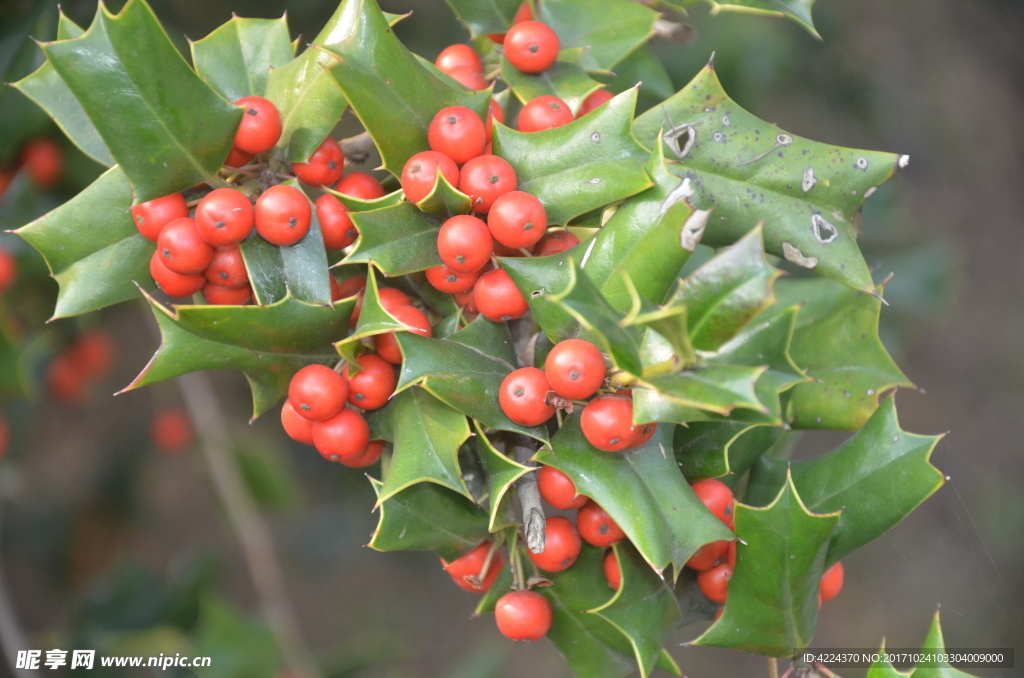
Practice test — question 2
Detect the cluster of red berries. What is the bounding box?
[47,329,116,404]
[0,138,64,199]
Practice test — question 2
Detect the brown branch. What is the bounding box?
[509,434,546,555]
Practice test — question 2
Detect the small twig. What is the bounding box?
[510,434,545,555]
[768,657,779,678]
[465,539,501,590]
[340,132,376,166]
[508,531,526,590]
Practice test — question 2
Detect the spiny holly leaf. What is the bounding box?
[325,185,404,212]
[500,244,584,342]
[634,62,906,293]
[537,417,733,574]
[15,166,154,319]
[41,0,242,202]
[367,477,490,562]
[324,0,490,177]
[472,421,531,532]
[693,471,840,657]
[190,15,294,102]
[415,170,472,219]
[500,55,604,115]
[126,293,355,418]
[910,611,978,678]
[637,365,767,418]
[366,386,472,504]
[746,397,945,566]
[785,286,913,429]
[492,87,652,225]
[866,643,911,678]
[395,317,550,442]
[344,202,443,275]
[674,422,786,482]
[0,3,56,163]
[536,0,659,72]
[336,271,419,365]
[697,0,820,38]
[445,0,522,37]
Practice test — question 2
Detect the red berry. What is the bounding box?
[504,21,560,74]
[488,2,533,44]
[281,401,314,445]
[224,146,253,168]
[157,217,214,275]
[577,500,626,548]
[292,137,344,186]
[335,172,386,200]
[527,516,582,572]
[691,479,735,530]
[71,330,115,380]
[312,407,370,462]
[603,549,621,590]
[401,151,460,203]
[473,268,528,321]
[499,367,555,426]
[379,287,413,311]
[727,541,737,569]
[537,465,588,510]
[149,250,206,298]
[459,155,517,213]
[535,230,579,256]
[19,138,62,187]
[428,106,487,165]
[195,188,254,247]
[255,184,311,246]
[544,339,606,400]
[697,562,732,605]
[47,353,85,404]
[580,394,635,452]
[494,590,551,642]
[342,438,386,468]
[485,98,506,143]
[288,364,348,422]
[819,562,844,603]
[0,249,17,295]
[425,264,480,294]
[438,214,493,273]
[488,191,547,249]
[374,305,433,364]
[454,290,479,313]
[346,353,396,410]
[435,44,483,75]
[446,65,488,91]
[132,193,189,242]
[518,95,574,133]
[152,408,193,453]
[686,540,729,571]
[340,277,369,327]
[629,422,657,448]
[314,194,358,250]
[205,247,249,288]
[203,281,252,305]
[577,89,614,118]
[233,96,282,154]
[442,542,505,592]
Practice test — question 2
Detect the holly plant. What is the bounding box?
[12,0,972,675]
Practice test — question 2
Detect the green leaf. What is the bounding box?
[415,169,472,219]
[474,559,514,616]
[909,611,978,678]
[472,421,531,532]
[501,244,584,342]
[395,317,550,442]
[637,364,767,418]
[324,0,491,177]
[701,0,820,38]
[445,0,523,37]
[192,595,281,678]
[191,15,294,102]
[0,3,56,164]
[536,0,659,72]
[344,202,443,275]
[492,87,652,225]
[41,0,242,202]
[674,422,786,482]
[326,185,404,212]
[126,293,355,418]
[15,166,155,319]
[537,417,733,574]
[335,270,419,364]
[236,445,298,511]
[263,49,345,164]
[634,63,906,293]
[500,55,604,115]
[367,477,490,562]
[605,44,675,103]
[693,471,840,657]
[866,644,912,678]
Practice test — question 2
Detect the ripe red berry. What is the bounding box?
[374,305,433,364]
[314,194,358,250]
[581,394,635,452]
[428,106,487,165]
[342,438,386,468]
[485,98,505,143]
[425,264,480,294]
[281,401,314,445]
[435,44,483,75]
[48,352,85,404]
[691,478,735,530]
[488,191,547,249]
[224,146,253,168]
[454,290,479,313]
[401,151,460,203]
[499,367,555,426]
[195,188,254,247]
[577,500,626,548]
[312,407,370,462]
[0,249,16,295]
[446,65,488,91]
[534,230,579,256]
[488,1,533,44]
[337,276,367,307]
[473,268,528,321]
[697,562,732,605]
[203,281,252,305]
[346,353,396,410]
[152,408,193,453]
[132,193,189,241]
[819,562,844,603]
[544,339,606,400]
[603,549,621,590]
[577,89,614,118]
[459,155,517,213]
[335,172,386,200]
[233,96,282,154]
[205,246,249,288]
[19,138,62,187]
[537,465,588,510]
[442,541,505,592]
[527,516,582,572]
[157,217,214,275]
[504,21,560,74]
[437,214,493,273]
[686,540,729,571]
[149,250,206,298]
[288,364,348,422]
[255,184,312,246]
[71,330,115,380]
[292,137,344,186]
[494,590,551,642]
[518,95,574,133]
[629,422,657,448]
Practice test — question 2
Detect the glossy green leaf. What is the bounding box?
[446,0,523,37]
[326,186,404,212]
[866,643,911,678]
[415,170,472,219]
[344,202,443,275]
[472,421,531,532]
[501,56,604,115]
[42,0,242,202]
[492,87,652,225]
[674,422,786,481]
[367,477,490,562]
[910,612,978,678]
[638,364,767,418]
[537,0,659,72]
[16,166,155,318]
[0,3,55,163]
[701,0,820,38]
[634,63,906,293]
[191,15,294,102]
[324,0,491,176]
[501,244,584,341]
[537,417,733,574]
[336,271,419,364]
[693,472,839,657]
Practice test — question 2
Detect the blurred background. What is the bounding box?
[0,0,1022,675]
